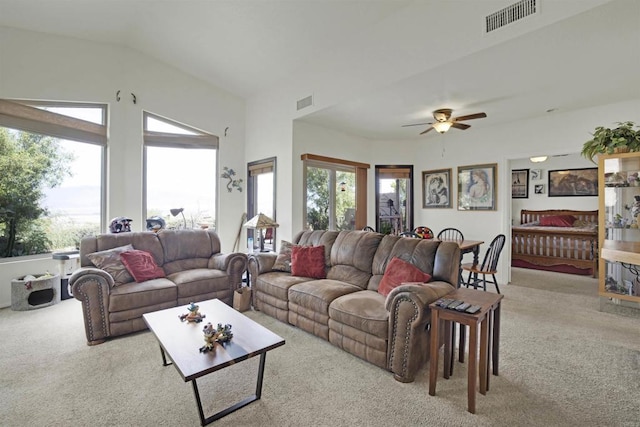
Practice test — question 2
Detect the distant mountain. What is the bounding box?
[43,185,100,215]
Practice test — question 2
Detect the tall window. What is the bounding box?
[302,154,368,231]
[247,158,276,251]
[0,99,106,257]
[375,165,413,234]
[143,112,218,230]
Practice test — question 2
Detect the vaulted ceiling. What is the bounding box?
[1,0,638,140]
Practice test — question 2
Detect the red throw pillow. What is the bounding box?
[120,250,166,283]
[291,245,326,279]
[378,257,432,297]
[539,215,576,227]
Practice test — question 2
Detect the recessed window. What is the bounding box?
[302,154,368,231]
[0,99,106,257]
[143,112,218,230]
[247,158,276,251]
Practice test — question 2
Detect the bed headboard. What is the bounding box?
[520,209,598,225]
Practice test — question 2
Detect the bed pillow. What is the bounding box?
[120,250,166,283]
[86,244,134,286]
[539,215,577,227]
[291,245,326,279]
[272,240,293,272]
[378,257,432,297]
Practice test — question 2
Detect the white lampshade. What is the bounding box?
[243,213,279,229]
[432,121,452,133]
[530,156,548,163]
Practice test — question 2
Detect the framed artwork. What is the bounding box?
[530,169,542,180]
[512,169,529,199]
[457,163,497,211]
[548,168,598,197]
[534,184,545,194]
[422,168,452,208]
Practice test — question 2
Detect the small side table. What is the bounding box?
[428,288,503,414]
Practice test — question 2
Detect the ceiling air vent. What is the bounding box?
[297,95,313,111]
[486,0,537,33]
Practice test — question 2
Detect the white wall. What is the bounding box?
[0,27,246,307]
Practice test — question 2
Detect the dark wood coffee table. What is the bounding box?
[143,299,285,425]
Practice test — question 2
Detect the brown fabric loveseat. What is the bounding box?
[248,230,460,383]
[70,229,247,345]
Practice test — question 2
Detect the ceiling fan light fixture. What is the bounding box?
[432,121,452,133]
[530,155,548,163]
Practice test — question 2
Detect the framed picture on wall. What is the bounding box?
[530,169,542,180]
[512,169,529,199]
[422,168,452,208]
[534,184,545,194]
[457,163,497,211]
[548,168,598,197]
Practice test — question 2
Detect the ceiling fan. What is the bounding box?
[402,109,487,135]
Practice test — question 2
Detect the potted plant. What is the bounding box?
[581,121,640,163]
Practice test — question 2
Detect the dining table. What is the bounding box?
[436,238,484,266]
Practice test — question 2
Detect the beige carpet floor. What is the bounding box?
[1,268,639,427]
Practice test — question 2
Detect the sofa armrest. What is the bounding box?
[385,281,455,382]
[247,253,277,286]
[209,252,248,291]
[69,267,114,346]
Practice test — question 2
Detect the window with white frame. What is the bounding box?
[143,112,218,231]
[0,99,106,257]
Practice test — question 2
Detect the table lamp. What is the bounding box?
[170,208,187,229]
[243,213,279,252]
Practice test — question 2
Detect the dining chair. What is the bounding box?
[437,228,465,286]
[362,226,376,232]
[461,234,506,293]
[437,227,464,242]
[399,231,420,238]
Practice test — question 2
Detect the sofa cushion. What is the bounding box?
[109,278,177,312]
[329,290,388,338]
[272,240,293,272]
[327,231,383,289]
[167,268,229,299]
[86,244,134,286]
[289,279,361,314]
[120,250,166,282]
[377,257,431,297]
[291,245,326,279]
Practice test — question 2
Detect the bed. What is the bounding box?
[511,209,598,277]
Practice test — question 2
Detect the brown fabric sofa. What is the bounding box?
[70,229,247,345]
[248,230,460,383]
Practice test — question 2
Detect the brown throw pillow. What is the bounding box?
[120,250,166,283]
[272,240,293,272]
[291,245,326,279]
[86,244,134,286]
[378,257,432,297]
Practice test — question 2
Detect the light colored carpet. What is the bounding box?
[1,268,639,427]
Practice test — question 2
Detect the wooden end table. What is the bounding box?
[428,288,503,414]
[143,299,285,425]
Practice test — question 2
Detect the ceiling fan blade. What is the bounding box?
[453,112,487,121]
[451,122,470,130]
[419,126,435,135]
[402,122,432,127]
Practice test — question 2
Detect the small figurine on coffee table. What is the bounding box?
[179,302,206,323]
[199,322,233,353]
